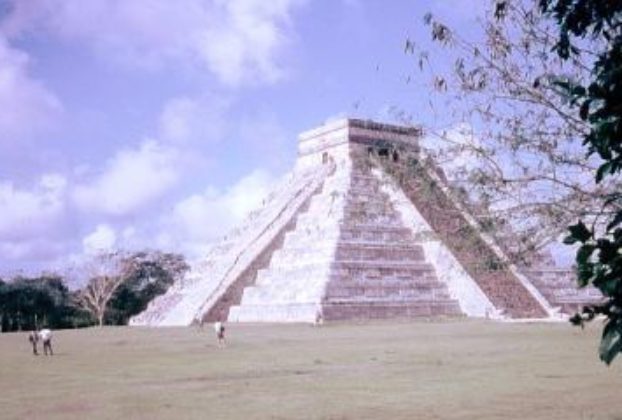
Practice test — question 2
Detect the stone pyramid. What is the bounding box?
[131,119,601,326]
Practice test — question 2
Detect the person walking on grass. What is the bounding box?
[213,321,226,347]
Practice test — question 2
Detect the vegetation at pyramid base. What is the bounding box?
[0,276,91,331]
[0,251,189,331]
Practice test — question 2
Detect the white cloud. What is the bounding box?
[0,173,71,270]
[72,140,180,216]
[198,0,301,85]
[1,0,305,86]
[158,95,230,144]
[0,37,62,140]
[82,224,117,255]
[0,174,67,240]
[0,239,68,263]
[160,169,277,257]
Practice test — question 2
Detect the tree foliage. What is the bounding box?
[0,275,89,332]
[74,251,127,327]
[0,251,188,331]
[105,251,189,325]
[539,0,622,364]
[74,250,188,326]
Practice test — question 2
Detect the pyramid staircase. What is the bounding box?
[130,164,332,326]
[229,151,462,322]
[521,252,603,314]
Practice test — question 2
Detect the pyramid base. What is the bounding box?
[322,301,463,321]
[228,303,321,323]
[228,300,464,323]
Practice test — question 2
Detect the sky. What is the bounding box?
[0,0,488,278]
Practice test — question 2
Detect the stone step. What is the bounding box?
[347,184,382,194]
[326,278,447,289]
[326,291,455,302]
[343,194,395,206]
[331,260,435,273]
[341,212,404,226]
[254,268,438,290]
[240,283,325,304]
[343,201,396,213]
[283,225,414,245]
[269,242,425,263]
[326,286,453,300]
[228,303,320,323]
[335,243,425,261]
[349,173,379,181]
[330,276,437,287]
[321,301,463,320]
[338,226,414,242]
[258,256,436,275]
[254,265,330,285]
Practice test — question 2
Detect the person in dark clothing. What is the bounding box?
[28,331,39,355]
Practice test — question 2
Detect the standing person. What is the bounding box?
[39,329,53,356]
[28,331,39,355]
[213,321,226,347]
[314,310,324,326]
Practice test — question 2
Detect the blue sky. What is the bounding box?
[0,0,487,276]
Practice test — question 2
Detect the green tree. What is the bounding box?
[539,0,622,364]
[0,279,6,331]
[0,275,80,332]
[74,250,188,326]
[105,251,188,325]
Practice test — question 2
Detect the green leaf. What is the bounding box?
[576,264,594,287]
[596,161,613,183]
[576,244,595,265]
[567,221,592,243]
[599,319,622,365]
[571,85,586,96]
[593,275,619,296]
[563,233,579,245]
[569,312,583,327]
[553,79,570,90]
[579,99,591,120]
[607,211,622,231]
[596,239,618,263]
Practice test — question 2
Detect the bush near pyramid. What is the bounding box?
[131,119,601,326]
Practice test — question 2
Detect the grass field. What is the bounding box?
[1,319,621,420]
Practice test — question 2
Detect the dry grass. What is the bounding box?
[1,319,621,419]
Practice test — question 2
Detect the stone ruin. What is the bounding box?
[131,119,601,326]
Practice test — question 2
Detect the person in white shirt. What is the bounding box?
[38,329,53,356]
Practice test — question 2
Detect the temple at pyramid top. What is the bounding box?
[296,118,421,169]
[131,119,601,326]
